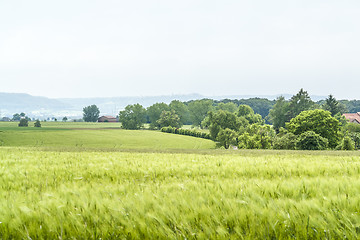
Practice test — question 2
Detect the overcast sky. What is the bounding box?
[0,1,359,99]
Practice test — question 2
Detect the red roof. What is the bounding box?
[343,112,360,124]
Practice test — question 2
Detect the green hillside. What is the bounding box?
[0,122,215,150]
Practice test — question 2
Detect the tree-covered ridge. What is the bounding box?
[116,89,359,151]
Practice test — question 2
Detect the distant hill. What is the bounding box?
[0,92,329,119]
[0,93,73,119]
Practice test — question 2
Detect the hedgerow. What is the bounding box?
[161,127,211,140]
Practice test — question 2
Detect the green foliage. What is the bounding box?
[188,99,213,127]
[156,110,182,128]
[296,131,328,150]
[18,118,29,127]
[217,98,275,119]
[203,110,241,140]
[322,94,345,116]
[286,109,341,148]
[285,88,314,121]
[267,96,289,132]
[237,124,275,149]
[119,104,146,130]
[238,105,264,125]
[350,132,360,149]
[12,112,26,121]
[338,99,360,113]
[160,126,211,140]
[215,102,238,113]
[345,122,360,133]
[82,104,100,122]
[273,132,297,150]
[169,100,189,125]
[337,136,355,150]
[216,128,237,149]
[146,102,169,129]
[34,120,41,128]
[238,104,254,116]
[334,112,348,127]
[62,116,68,122]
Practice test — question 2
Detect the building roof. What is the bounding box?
[99,116,116,119]
[343,112,360,124]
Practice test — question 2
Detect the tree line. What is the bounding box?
[107,89,360,150]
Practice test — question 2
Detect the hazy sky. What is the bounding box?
[1,1,359,99]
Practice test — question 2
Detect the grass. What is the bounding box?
[0,122,215,150]
[1,122,360,239]
[1,147,360,239]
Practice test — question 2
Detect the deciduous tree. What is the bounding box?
[156,110,182,128]
[286,109,340,148]
[285,88,314,121]
[147,103,169,129]
[83,105,100,122]
[119,104,146,130]
[188,99,213,127]
[267,96,289,132]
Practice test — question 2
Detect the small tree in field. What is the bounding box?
[34,120,41,127]
[83,105,100,122]
[119,104,146,130]
[62,116,68,122]
[18,118,28,127]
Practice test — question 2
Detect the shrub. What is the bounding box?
[296,131,328,150]
[34,120,41,128]
[336,136,355,150]
[273,133,297,150]
[350,132,360,149]
[18,119,29,127]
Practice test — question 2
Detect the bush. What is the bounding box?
[273,133,297,150]
[34,120,41,128]
[296,131,328,150]
[18,119,28,127]
[161,127,211,140]
[336,136,355,150]
[350,132,360,149]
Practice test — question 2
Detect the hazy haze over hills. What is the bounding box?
[0,92,330,119]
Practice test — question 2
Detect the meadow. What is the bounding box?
[1,122,360,239]
[0,122,215,150]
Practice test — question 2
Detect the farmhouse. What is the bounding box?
[342,112,360,124]
[98,116,118,122]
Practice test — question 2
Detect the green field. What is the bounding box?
[0,122,215,150]
[1,122,360,239]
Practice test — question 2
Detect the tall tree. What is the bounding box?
[188,99,213,127]
[322,94,346,116]
[169,100,189,125]
[146,103,169,129]
[83,105,100,122]
[119,104,146,130]
[285,88,314,121]
[267,96,289,132]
